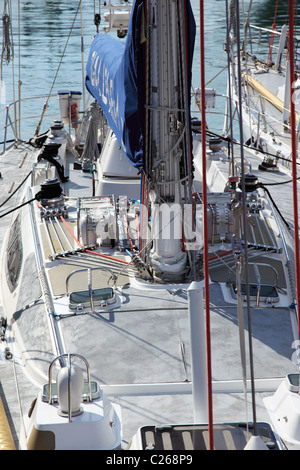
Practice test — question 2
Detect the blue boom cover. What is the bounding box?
[85,0,195,169]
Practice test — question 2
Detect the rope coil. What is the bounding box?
[1,0,14,77]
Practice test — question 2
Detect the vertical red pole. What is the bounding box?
[289,0,300,342]
[199,0,214,450]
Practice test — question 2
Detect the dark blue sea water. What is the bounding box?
[0,0,295,142]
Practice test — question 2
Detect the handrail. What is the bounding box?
[1,89,242,158]
[66,266,117,313]
[248,24,281,36]
[1,93,57,151]
[241,83,299,168]
[65,266,117,295]
[246,24,300,67]
[48,353,92,422]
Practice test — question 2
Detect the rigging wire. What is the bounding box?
[80,1,86,111]
[199,0,214,451]
[225,0,235,176]
[0,196,36,219]
[33,0,82,140]
[235,0,257,437]
[94,0,101,32]
[227,0,250,439]
[242,0,253,56]
[1,0,17,140]
[205,126,300,178]
[0,169,32,209]
[288,0,300,358]
[267,0,279,66]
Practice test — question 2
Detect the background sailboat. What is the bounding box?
[227,0,300,173]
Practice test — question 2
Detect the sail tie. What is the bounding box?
[1,0,14,79]
[228,0,237,43]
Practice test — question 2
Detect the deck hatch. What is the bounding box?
[231,283,279,302]
[69,287,115,309]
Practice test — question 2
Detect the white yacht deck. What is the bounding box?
[1,139,300,449]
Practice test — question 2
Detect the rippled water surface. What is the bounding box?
[0,0,297,141]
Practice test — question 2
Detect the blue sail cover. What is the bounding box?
[85,0,196,169]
